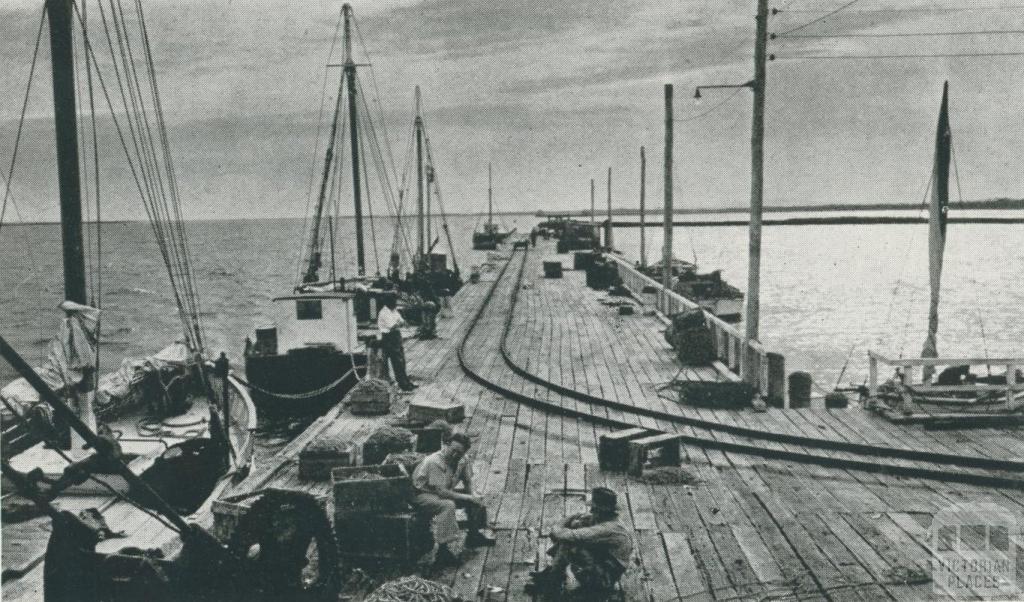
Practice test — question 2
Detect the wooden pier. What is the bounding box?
[5,239,1023,600]
[224,239,1024,600]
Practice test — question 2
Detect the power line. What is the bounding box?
[776,0,865,36]
[774,51,1024,60]
[777,5,1024,13]
[673,86,746,123]
[776,29,1024,39]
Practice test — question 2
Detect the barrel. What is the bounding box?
[788,371,813,409]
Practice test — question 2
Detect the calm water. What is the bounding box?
[2,212,1021,395]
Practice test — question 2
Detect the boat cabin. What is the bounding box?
[266,293,360,355]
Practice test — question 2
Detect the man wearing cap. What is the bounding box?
[377,294,416,392]
[525,487,633,597]
[412,433,496,562]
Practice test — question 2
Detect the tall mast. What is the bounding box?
[606,167,613,249]
[345,4,366,276]
[416,88,425,259]
[922,82,951,382]
[639,146,646,268]
[47,0,86,304]
[487,163,493,226]
[743,0,769,379]
[663,85,673,303]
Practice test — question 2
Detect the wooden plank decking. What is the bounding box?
[5,240,1022,601]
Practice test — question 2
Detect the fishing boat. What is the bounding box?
[472,164,512,250]
[639,258,744,323]
[868,82,1024,415]
[394,86,463,309]
[1,0,255,597]
[244,4,409,419]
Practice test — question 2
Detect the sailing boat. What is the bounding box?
[472,164,512,250]
[395,86,463,306]
[870,82,1023,411]
[244,4,405,418]
[1,0,255,597]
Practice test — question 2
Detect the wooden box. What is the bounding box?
[299,440,359,480]
[598,427,654,472]
[628,433,683,477]
[410,425,445,452]
[334,511,431,562]
[543,261,564,278]
[212,489,329,543]
[408,400,465,424]
[348,378,394,415]
[331,463,412,515]
[362,431,417,465]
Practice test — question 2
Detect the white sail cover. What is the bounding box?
[1,301,100,419]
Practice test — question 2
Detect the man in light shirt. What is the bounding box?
[377,294,415,391]
[412,432,496,564]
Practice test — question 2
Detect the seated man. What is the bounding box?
[526,487,633,597]
[411,432,496,560]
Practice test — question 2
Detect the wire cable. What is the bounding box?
[775,51,1024,60]
[0,7,47,234]
[777,29,1024,39]
[776,0,865,36]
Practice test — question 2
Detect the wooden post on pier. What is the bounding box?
[662,84,673,314]
[606,167,613,250]
[640,147,646,268]
[742,0,769,382]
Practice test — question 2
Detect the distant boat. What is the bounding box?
[472,164,513,250]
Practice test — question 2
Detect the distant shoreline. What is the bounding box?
[4,199,1021,225]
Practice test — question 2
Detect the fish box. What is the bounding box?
[331,463,412,515]
[573,251,597,271]
[409,425,445,452]
[299,438,359,481]
[543,261,563,278]
[408,400,465,424]
[347,378,394,415]
[212,489,329,543]
[334,511,431,562]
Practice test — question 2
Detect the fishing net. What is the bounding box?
[364,576,463,602]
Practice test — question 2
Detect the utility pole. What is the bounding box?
[590,178,595,226]
[606,167,613,250]
[639,146,646,268]
[663,84,673,307]
[743,0,769,380]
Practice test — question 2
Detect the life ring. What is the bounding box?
[227,490,339,600]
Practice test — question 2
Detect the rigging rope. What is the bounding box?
[0,7,47,234]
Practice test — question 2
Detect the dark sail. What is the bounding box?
[921,81,951,380]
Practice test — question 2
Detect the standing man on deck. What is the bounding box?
[525,487,633,598]
[412,432,496,562]
[377,294,416,392]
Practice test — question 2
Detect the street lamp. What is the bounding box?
[693,80,754,100]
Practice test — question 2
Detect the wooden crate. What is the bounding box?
[408,400,465,424]
[543,261,564,278]
[332,463,412,515]
[334,511,431,562]
[348,379,394,415]
[409,425,445,452]
[299,440,359,480]
[598,427,654,472]
[212,489,329,543]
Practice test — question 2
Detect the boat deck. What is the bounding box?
[225,239,1024,601]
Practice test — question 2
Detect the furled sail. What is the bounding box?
[921,81,951,382]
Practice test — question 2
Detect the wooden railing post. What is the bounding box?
[1008,363,1016,411]
[868,353,878,396]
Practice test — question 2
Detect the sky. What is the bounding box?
[3,0,1024,222]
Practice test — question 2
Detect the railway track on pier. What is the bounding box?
[458,245,1024,489]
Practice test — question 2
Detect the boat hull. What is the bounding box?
[244,347,367,419]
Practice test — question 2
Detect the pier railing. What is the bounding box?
[868,352,1024,411]
[607,255,785,404]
